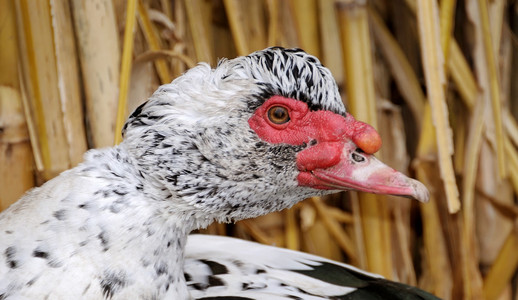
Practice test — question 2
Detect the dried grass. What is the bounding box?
[2,0,518,298]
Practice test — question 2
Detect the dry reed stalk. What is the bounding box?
[462,98,484,245]
[160,0,173,21]
[0,0,35,211]
[337,0,394,278]
[277,0,299,48]
[368,8,425,127]
[137,0,172,84]
[439,0,457,63]
[284,208,300,250]
[416,0,460,213]
[246,1,267,52]
[15,0,84,181]
[318,0,343,85]
[449,41,477,108]
[249,212,287,247]
[114,0,137,145]
[465,2,516,297]
[305,219,344,261]
[504,137,518,195]
[475,140,513,259]
[337,0,377,127]
[476,0,507,179]
[171,0,191,77]
[461,98,486,299]
[71,0,120,148]
[445,3,518,289]
[238,219,275,245]
[378,103,415,285]
[505,111,518,146]
[49,0,88,166]
[483,231,518,300]
[392,205,416,285]
[406,0,478,111]
[488,0,506,51]
[134,50,196,69]
[298,201,342,261]
[265,0,280,46]
[223,0,250,56]
[349,193,367,269]
[415,105,453,298]
[185,0,214,63]
[326,206,354,224]
[288,0,320,57]
[0,87,34,211]
[310,197,357,263]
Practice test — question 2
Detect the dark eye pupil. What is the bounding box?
[273,108,286,119]
[268,106,290,124]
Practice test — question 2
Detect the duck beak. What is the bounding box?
[297,141,429,203]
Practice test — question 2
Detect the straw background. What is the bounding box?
[1,0,518,299]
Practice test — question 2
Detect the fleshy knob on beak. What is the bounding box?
[344,114,382,154]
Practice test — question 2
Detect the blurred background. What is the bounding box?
[1,0,518,299]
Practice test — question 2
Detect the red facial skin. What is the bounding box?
[248,95,382,170]
[248,95,430,203]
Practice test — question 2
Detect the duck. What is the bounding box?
[0,47,435,299]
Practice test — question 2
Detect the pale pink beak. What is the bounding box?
[296,114,430,203]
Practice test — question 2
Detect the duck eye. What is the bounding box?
[267,106,290,125]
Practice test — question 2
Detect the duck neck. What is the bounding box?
[80,146,197,298]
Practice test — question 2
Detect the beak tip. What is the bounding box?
[411,179,430,203]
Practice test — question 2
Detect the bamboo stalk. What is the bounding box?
[416,0,460,213]
[71,0,120,148]
[114,0,137,145]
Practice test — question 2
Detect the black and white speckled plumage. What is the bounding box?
[185,235,438,300]
[0,47,435,299]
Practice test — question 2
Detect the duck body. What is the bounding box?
[0,47,432,299]
[0,147,191,299]
[185,235,439,300]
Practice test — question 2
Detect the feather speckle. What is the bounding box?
[0,48,434,299]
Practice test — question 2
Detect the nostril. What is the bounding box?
[309,139,317,146]
[351,152,366,163]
